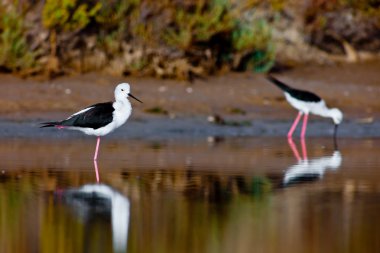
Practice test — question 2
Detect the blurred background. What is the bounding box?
[1,0,379,79]
[1,1,380,253]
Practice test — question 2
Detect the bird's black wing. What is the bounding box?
[286,88,322,103]
[60,102,114,129]
[267,75,321,102]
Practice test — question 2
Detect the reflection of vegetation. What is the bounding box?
[249,176,272,197]
[120,170,273,202]
[0,171,109,252]
[3,168,380,253]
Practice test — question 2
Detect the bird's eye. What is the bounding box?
[121,89,124,91]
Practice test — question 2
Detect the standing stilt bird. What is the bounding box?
[41,83,142,160]
[267,75,343,138]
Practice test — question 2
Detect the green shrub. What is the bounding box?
[163,0,234,50]
[232,18,275,72]
[42,0,102,32]
[0,3,37,71]
[42,0,101,59]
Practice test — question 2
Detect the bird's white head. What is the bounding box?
[114,83,142,103]
[330,108,343,125]
[115,83,131,101]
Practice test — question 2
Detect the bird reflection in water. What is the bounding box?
[60,183,130,253]
[284,138,342,186]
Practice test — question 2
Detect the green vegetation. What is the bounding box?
[0,0,378,78]
[42,0,102,33]
[42,0,101,58]
[232,19,275,72]
[163,0,234,50]
[0,2,37,72]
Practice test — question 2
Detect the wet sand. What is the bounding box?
[0,61,379,139]
[0,116,379,140]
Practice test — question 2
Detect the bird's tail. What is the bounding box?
[40,121,60,128]
[266,75,291,92]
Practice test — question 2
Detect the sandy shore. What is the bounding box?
[0,61,379,139]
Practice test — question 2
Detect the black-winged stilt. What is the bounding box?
[41,83,142,160]
[267,75,343,138]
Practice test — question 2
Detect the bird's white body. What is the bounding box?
[67,83,133,136]
[68,100,131,136]
[285,92,343,124]
[285,92,330,115]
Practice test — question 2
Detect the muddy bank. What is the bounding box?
[0,62,379,139]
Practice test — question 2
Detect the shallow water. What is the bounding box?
[1,137,380,253]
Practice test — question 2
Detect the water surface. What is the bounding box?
[1,137,380,253]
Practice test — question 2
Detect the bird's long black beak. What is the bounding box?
[129,93,143,103]
[333,124,339,150]
[333,124,338,140]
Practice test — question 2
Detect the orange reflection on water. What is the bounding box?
[1,138,380,253]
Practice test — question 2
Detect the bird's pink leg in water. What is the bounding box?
[287,112,302,138]
[301,114,309,139]
[301,138,308,161]
[287,138,301,161]
[94,137,101,161]
[94,160,100,183]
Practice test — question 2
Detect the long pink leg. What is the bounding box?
[94,160,100,183]
[300,114,309,139]
[300,137,308,161]
[94,137,101,161]
[287,137,301,161]
[287,112,302,138]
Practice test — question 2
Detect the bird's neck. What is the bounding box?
[314,106,334,119]
[114,99,131,111]
[324,108,336,119]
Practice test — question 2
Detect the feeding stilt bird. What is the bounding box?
[267,75,343,138]
[40,83,142,160]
